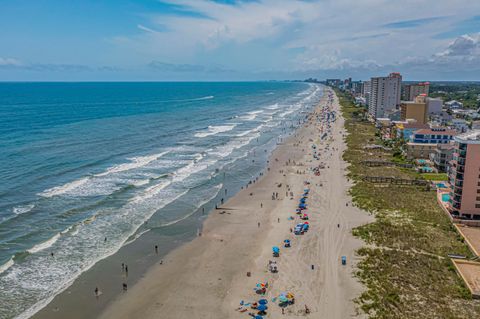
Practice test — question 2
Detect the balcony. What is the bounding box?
[453,194,462,203]
[458,158,466,166]
[453,202,461,209]
[453,187,463,196]
[455,181,464,188]
[456,172,464,181]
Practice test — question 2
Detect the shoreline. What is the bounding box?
[96,87,373,319]
[30,86,323,319]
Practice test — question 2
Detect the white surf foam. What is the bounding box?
[96,151,169,177]
[27,233,61,254]
[39,177,90,198]
[39,151,170,198]
[0,257,14,275]
[266,103,279,110]
[194,125,236,138]
[159,184,223,228]
[12,204,35,215]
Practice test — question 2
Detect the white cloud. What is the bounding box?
[137,24,159,34]
[436,33,480,57]
[0,57,23,66]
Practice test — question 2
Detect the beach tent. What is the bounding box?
[272,246,280,254]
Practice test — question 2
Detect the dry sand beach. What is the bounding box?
[99,88,373,319]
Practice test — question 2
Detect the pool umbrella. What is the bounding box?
[257,304,268,311]
[258,299,268,304]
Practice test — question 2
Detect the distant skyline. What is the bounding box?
[1,0,480,81]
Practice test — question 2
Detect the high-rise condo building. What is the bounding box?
[449,130,480,218]
[368,72,402,119]
[403,82,430,101]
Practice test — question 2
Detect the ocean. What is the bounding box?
[0,81,323,318]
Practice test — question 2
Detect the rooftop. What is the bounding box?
[396,123,429,129]
[415,128,457,135]
[455,130,480,144]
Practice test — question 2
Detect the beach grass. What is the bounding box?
[338,90,480,318]
[421,173,449,181]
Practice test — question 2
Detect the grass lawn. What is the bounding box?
[337,89,480,319]
[421,173,449,181]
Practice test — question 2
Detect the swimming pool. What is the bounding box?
[442,194,450,202]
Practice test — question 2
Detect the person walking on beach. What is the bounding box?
[94,287,99,297]
[155,245,158,254]
[257,222,260,228]
[125,265,128,276]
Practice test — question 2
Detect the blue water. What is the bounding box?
[0,82,323,318]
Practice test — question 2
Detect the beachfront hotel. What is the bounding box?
[406,128,457,159]
[368,73,402,119]
[449,130,480,218]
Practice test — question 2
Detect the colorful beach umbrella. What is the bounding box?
[258,299,268,304]
[278,295,288,303]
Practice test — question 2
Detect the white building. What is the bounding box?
[445,100,463,109]
[426,97,443,115]
[452,118,469,133]
[472,121,480,130]
[368,73,402,119]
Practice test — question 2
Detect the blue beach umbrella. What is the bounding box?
[255,316,263,319]
[258,299,268,304]
[257,304,268,311]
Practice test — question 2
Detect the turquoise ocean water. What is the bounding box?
[0,82,323,318]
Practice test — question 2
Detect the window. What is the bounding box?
[476,204,480,208]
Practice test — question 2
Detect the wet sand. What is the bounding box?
[98,88,373,319]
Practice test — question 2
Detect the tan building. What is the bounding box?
[403,82,430,101]
[449,130,480,218]
[400,94,428,124]
[406,142,437,159]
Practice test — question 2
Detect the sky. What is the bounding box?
[1,0,480,81]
